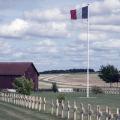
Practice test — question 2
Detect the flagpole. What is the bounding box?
[87,4,90,98]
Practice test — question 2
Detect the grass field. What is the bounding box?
[33,92,120,110]
[0,92,120,120]
[1,73,120,119]
[0,101,66,120]
[38,73,120,112]
[39,73,120,89]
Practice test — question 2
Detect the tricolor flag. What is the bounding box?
[70,6,88,20]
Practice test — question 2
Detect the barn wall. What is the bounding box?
[25,65,38,91]
[0,75,21,89]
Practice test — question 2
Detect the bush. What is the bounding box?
[99,65,120,87]
[51,82,58,92]
[13,76,33,95]
[57,94,65,103]
[91,86,104,94]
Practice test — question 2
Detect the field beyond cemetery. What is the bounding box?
[39,73,120,89]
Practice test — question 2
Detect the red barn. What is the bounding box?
[0,62,39,91]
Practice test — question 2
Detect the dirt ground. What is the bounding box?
[39,73,120,89]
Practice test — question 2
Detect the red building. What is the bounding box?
[0,62,39,91]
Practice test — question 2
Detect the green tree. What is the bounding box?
[13,76,33,95]
[52,82,58,92]
[99,65,120,87]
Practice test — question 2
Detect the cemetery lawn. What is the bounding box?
[33,92,120,109]
[0,101,66,120]
[0,93,119,120]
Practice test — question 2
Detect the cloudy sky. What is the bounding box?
[0,0,120,71]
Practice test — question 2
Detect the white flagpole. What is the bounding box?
[87,4,90,98]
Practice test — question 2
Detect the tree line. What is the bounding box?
[39,68,95,74]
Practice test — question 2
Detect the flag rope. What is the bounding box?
[87,4,90,98]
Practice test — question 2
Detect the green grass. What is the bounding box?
[33,92,120,109]
[0,92,120,120]
[0,101,66,120]
[32,92,120,119]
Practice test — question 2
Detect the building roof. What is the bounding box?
[0,62,39,75]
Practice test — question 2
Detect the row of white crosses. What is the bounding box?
[0,92,120,120]
[78,87,120,95]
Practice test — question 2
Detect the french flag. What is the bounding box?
[70,6,88,20]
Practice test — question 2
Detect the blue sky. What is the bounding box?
[0,0,120,71]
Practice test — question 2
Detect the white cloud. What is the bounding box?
[0,0,120,70]
[12,52,24,58]
[91,24,120,33]
[27,21,69,38]
[93,39,120,49]
[24,8,67,21]
[0,17,69,39]
[91,15,120,25]
[27,39,58,54]
[89,0,120,26]
[0,41,12,54]
[78,32,107,42]
[23,8,70,38]
[103,0,120,10]
[37,39,58,53]
[36,39,56,46]
[0,18,29,38]
[90,0,120,15]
